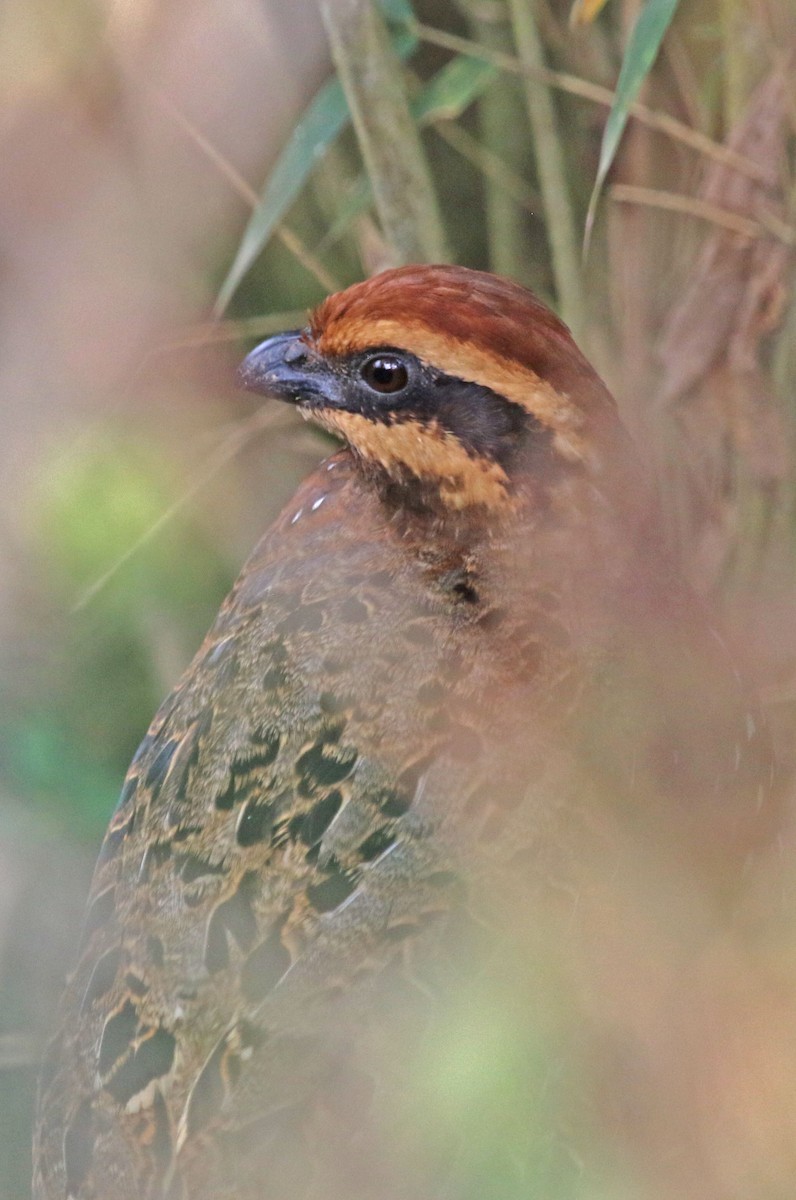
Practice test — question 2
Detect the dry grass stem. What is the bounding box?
[411,20,773,183]
[153,85,339,292]
[71,406,285,613]
[145,313,312,355]
[611,183,796,244]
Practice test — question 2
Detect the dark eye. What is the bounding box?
[360,355,409,395]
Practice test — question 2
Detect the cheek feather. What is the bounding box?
[311,409,514,511]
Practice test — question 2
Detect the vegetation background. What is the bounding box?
[0,0,794,1196]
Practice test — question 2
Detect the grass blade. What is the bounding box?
[585,0,682,244]
[319,0,447,265]
[214,6,417,315]
[214,80,349,316]
[412,53,497,124]
[313,52,497,259]
[508,0,584,336]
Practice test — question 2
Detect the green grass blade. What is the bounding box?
[509,0,583,336]
[214,79,349,316]
[320,0,447,264]
[412,54,497,124]
[585,0,682,245]
[313,53,497,258]
[380,0,416,21]
[214,10,417,316]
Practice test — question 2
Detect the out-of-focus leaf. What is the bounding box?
[314,54,497,257]
[214,80,350,316]
[6,437,236,842]
[381,0,415,21]
[315,176,373,255]
[5,717,121,840]
[568,0,611,26]
[585,0,681,241]
[319,0,446,264]
[413,54,497,124]
[215,7,417,316]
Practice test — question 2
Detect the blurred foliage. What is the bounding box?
[2,438,234,841]
[585,0,681,234]
[2,0,795,1197]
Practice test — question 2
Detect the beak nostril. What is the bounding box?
[283,340,308,366]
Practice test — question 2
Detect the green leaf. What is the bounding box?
[585,0,681,244]
[314,53,498,259]
[412,55,497,125]
[315,176,374,256]
[380,0,415,21]
[214,11,417,316]
[214,80,349,316]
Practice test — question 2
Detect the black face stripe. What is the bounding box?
[332,349,549,469]
[423,373,531,463]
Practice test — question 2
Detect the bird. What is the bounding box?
[32,264,777,1200]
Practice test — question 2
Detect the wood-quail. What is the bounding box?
[33,265,776,1200]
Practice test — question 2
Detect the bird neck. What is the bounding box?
[339,438,660,615]
[357,456,517,551]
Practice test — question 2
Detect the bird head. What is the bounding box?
[239,265,626,515]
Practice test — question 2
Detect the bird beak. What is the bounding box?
[237,331,339,409]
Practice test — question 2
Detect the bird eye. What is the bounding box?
[360,355,409,395]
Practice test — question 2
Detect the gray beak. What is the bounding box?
[237,331,336,408]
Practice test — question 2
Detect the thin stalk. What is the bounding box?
[506,0,584,335]
[318,0,448,265]
[610,183,794,242]
[153,84,338,293]
[719,0,746,130]
[460,0,530,280]
[432,121,540,216]
[612,0,652,435]
[311,142,367,280]
[72,407,284,612]
[411,21,770,184]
